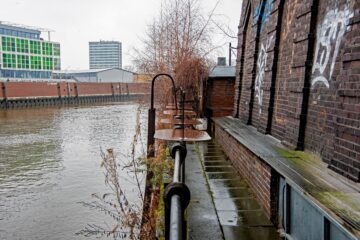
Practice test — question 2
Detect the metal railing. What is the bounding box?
[164,143,190,240]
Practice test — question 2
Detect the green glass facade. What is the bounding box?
[0,35,60,72]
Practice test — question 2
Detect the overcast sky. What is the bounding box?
[0,0,242,70]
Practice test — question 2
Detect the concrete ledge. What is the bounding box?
[213,116,360,238]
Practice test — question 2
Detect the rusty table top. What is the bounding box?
[163,110,197,117]
[160,118,201,125]
[154,129,211,142]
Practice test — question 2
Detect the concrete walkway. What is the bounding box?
[186,141,280,240]
[186,143,223,240]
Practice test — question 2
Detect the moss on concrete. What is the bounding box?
[274,146,360,236]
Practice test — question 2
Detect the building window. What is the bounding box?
[54,58,61,70]
[53,43,60,56]
[2,36,16,52]
[2,53,17,68]
[29,40,41,54]
[16,55,30,69]
[42,42,53,56]
[42,56,53,70]
[30,55,42,70]
[16,38,29,53]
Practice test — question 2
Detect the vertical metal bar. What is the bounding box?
[324,217,331,240]
[147,108,156,157]
[229,42,232,66]
[285,183,291,234]
[181,90,185,141]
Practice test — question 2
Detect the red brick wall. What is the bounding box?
[77,83,113,96]
[6,82,59,99]
[0,82,4,99]
[125,82,151,94]
[206,77,235,117]
[1,82,150,100]
[215,125,273,218]
[233,0,360,181]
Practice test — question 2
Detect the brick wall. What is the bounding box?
[215,125,274,219]
[232,0,360,181]
[5,82,59,99]
[205,77,235,117]
[1,82,150,100]
[77,83,113,96]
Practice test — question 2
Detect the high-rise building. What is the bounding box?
[0,22,61,79]
[89,41,122,69]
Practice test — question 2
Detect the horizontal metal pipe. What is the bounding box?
[173,150,181,183]
[170,195,182,240]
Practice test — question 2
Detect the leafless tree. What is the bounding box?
[133,0,221,96]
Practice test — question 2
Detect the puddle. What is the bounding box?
[209,179,247,189]
[211,188,251,198]
[207,172,239,180]
[205,166,233,172]
[217,210,273,226]
[222,226,281,240]
[214,198,261,211]
[204,161,231,167]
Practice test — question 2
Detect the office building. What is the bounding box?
[89,41,122,69]
[0,21,61,79]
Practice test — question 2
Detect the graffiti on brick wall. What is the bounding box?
[255,35,274,114]
[254,0,273,32]
[312,6,353,88]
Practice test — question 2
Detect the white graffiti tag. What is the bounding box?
[312,6,353,88]
[255,35,273,114]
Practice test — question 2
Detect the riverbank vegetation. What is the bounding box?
[77,107,172,239]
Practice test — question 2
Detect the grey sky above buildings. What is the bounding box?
[0,0,242,70]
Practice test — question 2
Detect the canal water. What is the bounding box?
[0,103,147,239]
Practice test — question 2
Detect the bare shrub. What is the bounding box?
[133,0,221,98]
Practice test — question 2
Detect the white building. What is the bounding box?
[52,68,133,83]
[89,41,122,69]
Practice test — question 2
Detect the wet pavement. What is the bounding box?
[186,141,280,240]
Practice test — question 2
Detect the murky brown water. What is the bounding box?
[0,103,147,239]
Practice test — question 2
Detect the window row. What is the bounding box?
[2,53,58,70]
[0,28,39,39]
[1,36,58,56]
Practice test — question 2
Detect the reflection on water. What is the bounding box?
[0,103,147,239]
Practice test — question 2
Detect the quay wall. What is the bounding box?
[0,81,150,109]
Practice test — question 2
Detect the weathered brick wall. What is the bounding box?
[124,82,151,94]
[1,82,151,99]
[233,0,360,181]
[5,82,59,99]
[206,78,235,117]
[215,126,273,218]
[77,83,113,96]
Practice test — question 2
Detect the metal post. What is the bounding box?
[229,42,232,66]
[147,108,156,157]
[147,73,177,157]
